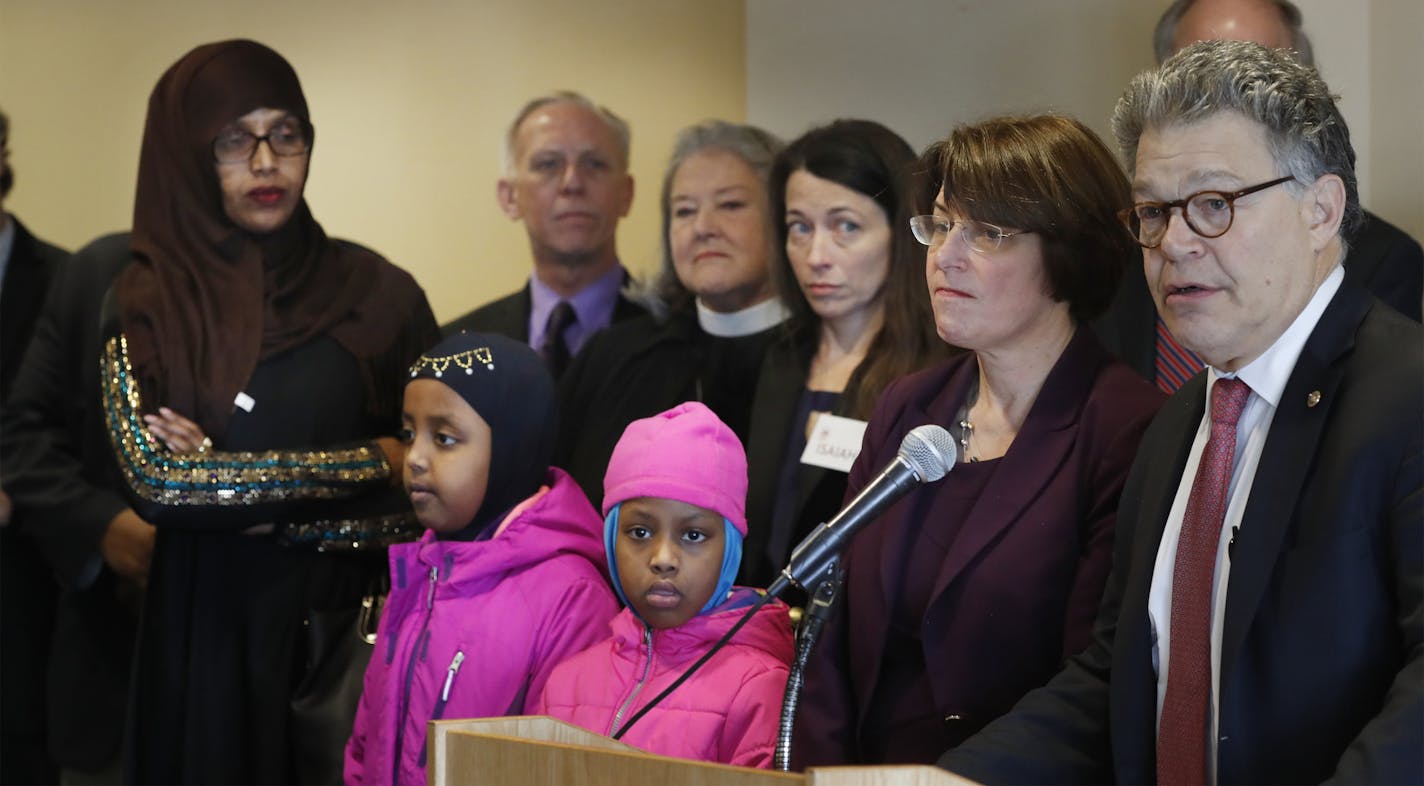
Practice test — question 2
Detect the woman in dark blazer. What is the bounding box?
[741,120,948,589]
[792,114,1166,766]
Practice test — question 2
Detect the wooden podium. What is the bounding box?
[429,716,979,786]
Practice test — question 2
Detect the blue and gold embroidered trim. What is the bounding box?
[102,335,391,506]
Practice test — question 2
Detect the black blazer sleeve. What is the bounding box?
[1,235,133,587]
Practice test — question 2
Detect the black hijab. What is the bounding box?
[407,332,558,539]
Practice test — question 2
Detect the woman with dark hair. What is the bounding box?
[555,121,787,509]
[740,119,949,588]
[41,40,438,783]
[792,114,1165,767]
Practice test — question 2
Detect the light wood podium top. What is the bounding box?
[429,716,981,786]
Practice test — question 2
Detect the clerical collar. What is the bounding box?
[696,297,790,337]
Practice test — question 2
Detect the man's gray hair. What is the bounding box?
[1112,39,1360,241]
[501,90,631,174]
[648,120,784,312]
[1153,0,1314,66]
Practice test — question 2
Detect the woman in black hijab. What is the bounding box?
[101,40,439,783]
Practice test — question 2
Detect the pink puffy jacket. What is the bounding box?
[344,469,618,785]
[537,588,794,768]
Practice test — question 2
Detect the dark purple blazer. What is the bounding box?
[792,327,1165,767]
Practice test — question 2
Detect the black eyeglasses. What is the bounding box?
[1118,175,1295,249]
[212,119,312,164]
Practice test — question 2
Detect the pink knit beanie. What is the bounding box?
[601,402,748,535]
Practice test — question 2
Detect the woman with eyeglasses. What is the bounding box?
[792,114,1165,768]
[4,40,438,784]
[739,119,950,590]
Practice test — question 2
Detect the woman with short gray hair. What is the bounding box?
[555,121,787,509]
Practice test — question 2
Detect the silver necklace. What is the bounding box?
[957,377,980,463]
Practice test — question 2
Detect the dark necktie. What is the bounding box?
[1156,315,1205,394]
[1157,376,1251,786]
[539,300,577,378]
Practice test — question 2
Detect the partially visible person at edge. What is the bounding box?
[941,41,1422,785]
[739,119,951,592]
[0,105,68,786]
[4,39,439,785]
[442,91,645,379]
[792,114,1166,768]
[1094,0,1422,395]
[555,121,788,511]
[346,332,617,786]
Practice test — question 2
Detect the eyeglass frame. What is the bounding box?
[1118,175,1295,249]
[211,119,314,165]
[908,215,1033,254]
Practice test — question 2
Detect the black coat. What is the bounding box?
[441,280,650,341]
[0,216,67,782]
[740,331,850,589]
[2,233,135,771]
[555,308,778,511]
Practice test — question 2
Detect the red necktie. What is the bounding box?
[1158,377,1251,786]
[1156,316,1205,394]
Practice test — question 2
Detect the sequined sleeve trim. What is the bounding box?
[277,514,421,552]
[102,335,392,506]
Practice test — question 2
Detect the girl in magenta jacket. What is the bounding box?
[537,402,794,768]
[344,332,619,785]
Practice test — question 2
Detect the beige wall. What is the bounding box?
[0,0,747,322]
[1368,0,1424,239]
[747,0,1423,240]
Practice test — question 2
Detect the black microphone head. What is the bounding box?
[899,425,957,482]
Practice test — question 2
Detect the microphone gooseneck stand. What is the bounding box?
[773,562,842,772]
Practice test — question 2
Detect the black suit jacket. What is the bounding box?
[440,279,649,342]
[1,233,136,770]
[0,216,66,777]
[942,281,1423,784]
[1095,210,1423,379]
[1,217,66,399]
[740,332,850,589]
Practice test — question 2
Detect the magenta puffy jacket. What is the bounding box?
[344,468,619,785]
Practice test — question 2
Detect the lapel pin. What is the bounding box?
[1306,390,1321,408]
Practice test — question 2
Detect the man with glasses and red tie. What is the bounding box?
[1094,0,1422,394]
[938,40,1421,785]
[443,92,647,379]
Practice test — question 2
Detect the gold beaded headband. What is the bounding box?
[408,346,496,378]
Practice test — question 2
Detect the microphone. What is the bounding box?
[767,424,956,598]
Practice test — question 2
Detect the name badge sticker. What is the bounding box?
[800,413,869,473]
[234,392,256,413]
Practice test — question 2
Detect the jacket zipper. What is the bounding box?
[609,625,654,737]
[418,650,466,768]
[392,564,439,785]
[439,651,466,706]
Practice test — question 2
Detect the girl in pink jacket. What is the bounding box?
[537,402,795,768]
[345,332,619,785]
